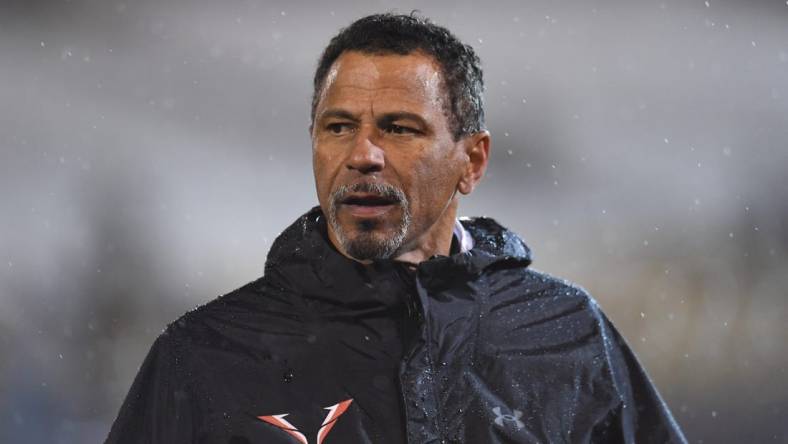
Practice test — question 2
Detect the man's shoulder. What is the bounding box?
[157,276,294,347]
[458,213,605,325]
[488,264,598,306]
[483,266,607,337]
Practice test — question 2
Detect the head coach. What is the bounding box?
[106,13,687,444]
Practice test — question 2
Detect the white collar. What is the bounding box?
[453,219,474,253]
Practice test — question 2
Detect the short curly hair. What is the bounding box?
[311,13,486,141]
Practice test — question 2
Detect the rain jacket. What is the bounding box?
[106,207,687,444]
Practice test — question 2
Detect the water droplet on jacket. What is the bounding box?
[283,369,294,383]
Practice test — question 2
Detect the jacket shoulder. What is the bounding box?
[160,276,294,345]
[485,266,602,316]
[481,267,610,360]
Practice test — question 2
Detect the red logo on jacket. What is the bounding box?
[257,398,353,444]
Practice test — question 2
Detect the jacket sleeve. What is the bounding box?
[592,312,688,444]
[105,328,197,444]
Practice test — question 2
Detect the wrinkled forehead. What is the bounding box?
[316,51,448,112]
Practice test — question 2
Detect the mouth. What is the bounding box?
[340,193,400,217]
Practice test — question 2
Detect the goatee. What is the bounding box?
[328,182,410,261]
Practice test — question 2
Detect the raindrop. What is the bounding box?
[283,369,294,383]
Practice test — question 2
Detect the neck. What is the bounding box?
[393,201,458,265]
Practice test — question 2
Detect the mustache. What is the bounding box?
[330,182,407,207]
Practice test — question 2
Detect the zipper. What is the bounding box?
[397,264,445,444]
[396,263,428,443]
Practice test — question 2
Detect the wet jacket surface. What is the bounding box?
[106,207,687,444]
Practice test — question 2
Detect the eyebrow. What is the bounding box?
[318,109,360,122]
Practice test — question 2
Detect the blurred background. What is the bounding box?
[1,0,786,442]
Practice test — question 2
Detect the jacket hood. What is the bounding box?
[262,207,531,300]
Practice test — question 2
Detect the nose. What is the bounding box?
[346,129,385,174]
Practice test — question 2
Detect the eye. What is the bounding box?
[384,124,419,135]
[326,122,355,135]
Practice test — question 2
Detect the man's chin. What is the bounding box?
[340,229,402,261]
[344,240,394,261]
[327,203,411,261]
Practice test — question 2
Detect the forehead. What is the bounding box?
[317,51,447,112]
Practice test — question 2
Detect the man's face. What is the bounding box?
[311,51,469,261]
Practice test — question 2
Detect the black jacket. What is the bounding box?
[106,208,687,444]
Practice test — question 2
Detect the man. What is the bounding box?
[107,13,687,444]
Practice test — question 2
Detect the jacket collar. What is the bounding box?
[262,207,532,302]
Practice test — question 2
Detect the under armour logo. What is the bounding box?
[258,399,353,444]
[492,406,524,430]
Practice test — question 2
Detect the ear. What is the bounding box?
[457,130,491,195]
